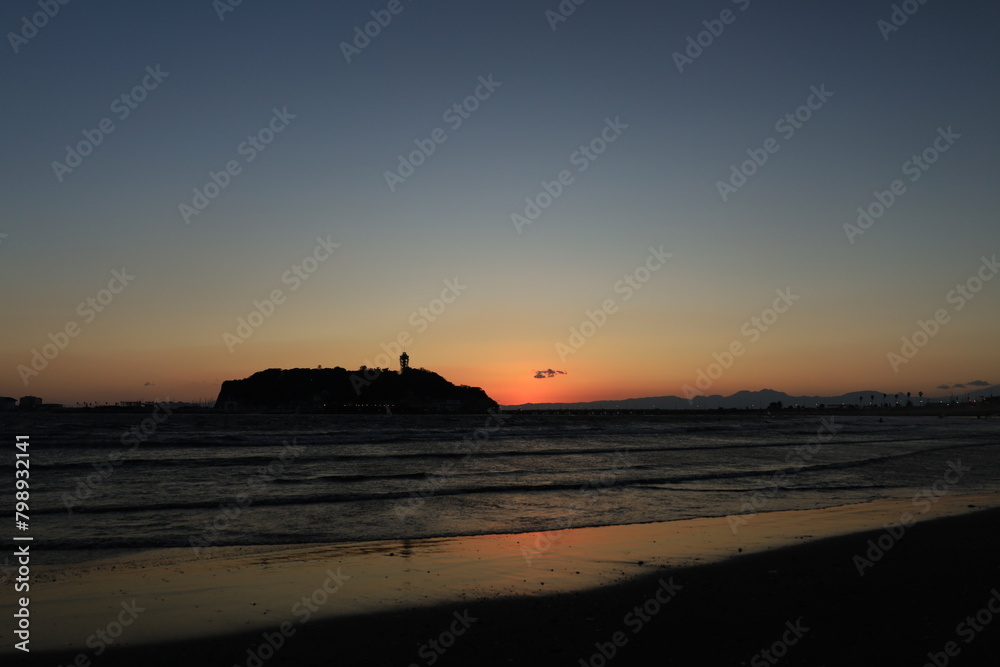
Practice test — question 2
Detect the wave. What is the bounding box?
[16,431,992,473]
[15,417,989,450]
[35,444,983,516]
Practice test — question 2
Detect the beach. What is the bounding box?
[11,492,1000,665]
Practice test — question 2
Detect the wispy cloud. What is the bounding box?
[533,369,567,379]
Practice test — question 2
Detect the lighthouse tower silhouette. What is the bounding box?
[399,352,409,372]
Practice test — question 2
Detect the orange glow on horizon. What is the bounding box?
[2,329,994,406]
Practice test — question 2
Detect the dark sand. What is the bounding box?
[17,505,1000,666]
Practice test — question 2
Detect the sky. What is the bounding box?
[1,0,998,406]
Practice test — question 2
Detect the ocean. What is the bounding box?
[5,411,1000,566]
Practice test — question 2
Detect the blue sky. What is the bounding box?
[1,0,998,404]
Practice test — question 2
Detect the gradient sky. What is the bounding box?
[2,0,998,406]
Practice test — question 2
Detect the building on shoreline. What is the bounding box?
[18,395,42,410]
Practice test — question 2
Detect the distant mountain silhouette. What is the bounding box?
[215,367,497,413]
[504,385,999,411]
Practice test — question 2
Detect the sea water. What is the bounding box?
[3,412,999,565]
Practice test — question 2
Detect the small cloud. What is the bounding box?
[953,383,966,389]
[144,382,155,386]
[968,380,991,387]
[533,369,567,379]
[936,384,951,390]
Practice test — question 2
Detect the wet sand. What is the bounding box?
[8,492,1000,665]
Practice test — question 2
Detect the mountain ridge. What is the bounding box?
[504,385,999,410]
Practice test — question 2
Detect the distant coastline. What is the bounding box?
[3,382,996,416]
[505,386,1000,413]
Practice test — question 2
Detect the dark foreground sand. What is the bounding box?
[17,505,1000,666]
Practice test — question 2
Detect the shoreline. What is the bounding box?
[32,477,1000,570]
[11,491,1000,660]
[12,498,1000,665]
[38,486,1000,564]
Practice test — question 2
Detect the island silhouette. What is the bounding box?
[214,353,497,413]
